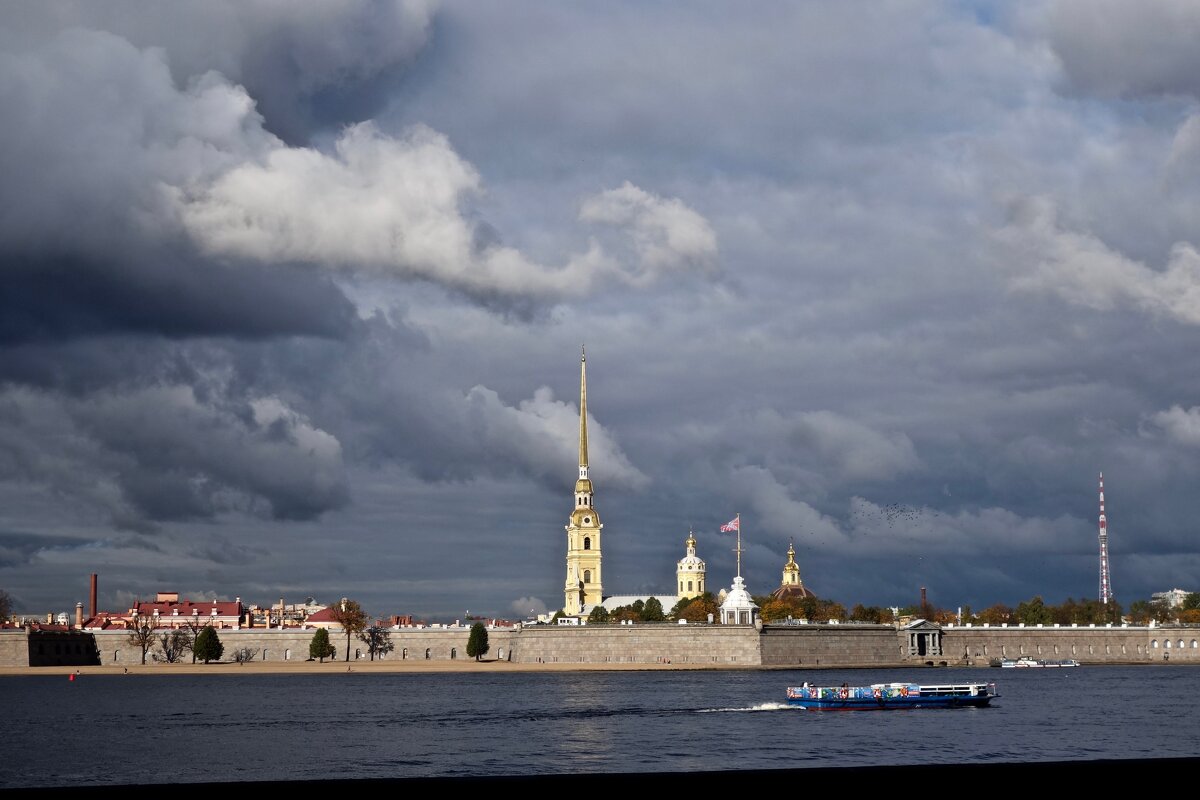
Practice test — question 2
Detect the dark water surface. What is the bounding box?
[4,665,1199,789]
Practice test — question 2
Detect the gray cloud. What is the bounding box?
[1043,0,1200,101]
[3,2,1200,622]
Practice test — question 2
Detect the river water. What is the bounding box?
[3,664,1199,790]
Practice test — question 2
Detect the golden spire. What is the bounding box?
[578,345,588,469]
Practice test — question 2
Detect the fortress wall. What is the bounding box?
[941,624,1200,665]
[87,626,520,666]
[0,629,29,667]
[760,625,905,667]
[8,624,1199,668]
[508,623,762,665]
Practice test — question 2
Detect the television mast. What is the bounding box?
[1098,472,1113,605]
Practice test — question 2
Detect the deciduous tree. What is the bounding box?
[231,647,260,664]
[329,598,369,662]
[675,593,719,623]
[125,612,158,665]
[587,605,610,624]
[153,629,190,663]
[179,614,209,663]
[360,625,394,661]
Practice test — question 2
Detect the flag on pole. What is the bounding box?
[719,515,739,533]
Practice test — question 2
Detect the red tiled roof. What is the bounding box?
[134,599,242,617]
[304,607,338,623]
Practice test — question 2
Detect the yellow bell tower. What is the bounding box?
[675,529,706,601]
[564,346,603,616]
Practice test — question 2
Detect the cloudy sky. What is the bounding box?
[2,0,1199,623]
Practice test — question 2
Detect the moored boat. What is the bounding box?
[785,681,998,710]
[998,657,1080,668]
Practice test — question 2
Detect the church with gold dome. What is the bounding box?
[559,348,808,622]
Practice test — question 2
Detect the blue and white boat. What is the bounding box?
[785,681,998,710]
[999,657,1080,668]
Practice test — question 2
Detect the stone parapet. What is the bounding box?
[510,623,761,665]
[3,623,1197,668]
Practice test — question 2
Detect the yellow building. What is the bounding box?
[564,347,603,616]
[675,530,706,600]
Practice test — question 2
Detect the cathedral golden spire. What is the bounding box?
[578,345,588,470]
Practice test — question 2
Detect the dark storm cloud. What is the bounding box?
[4,1,1200,622]
[0,531,90,569]
[0,366,351,531]
[0,250,358,346]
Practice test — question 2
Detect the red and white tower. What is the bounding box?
[1098,472,1113,604]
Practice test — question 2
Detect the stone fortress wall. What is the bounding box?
[2,622,1197,669]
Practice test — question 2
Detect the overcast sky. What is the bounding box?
[2,1,1199,622]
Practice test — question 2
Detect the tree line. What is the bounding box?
[121,597,496,666]
[549,590,1200,628]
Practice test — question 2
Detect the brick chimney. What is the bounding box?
[90,573,97,618]
[75,602,83,628]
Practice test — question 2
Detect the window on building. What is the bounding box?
[584,570,591,583]
[584,537,591,550]
[451,648,457,659]
[425,648,431,659]
[688,581,693,591]
[285,649,291,660]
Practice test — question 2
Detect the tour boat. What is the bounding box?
[998,657,1080,668]
[785,681,998,710]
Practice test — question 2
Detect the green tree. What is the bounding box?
[329,598,369,662]
[125,612,158,665]
[849,604,890,623]
[641,597,665,622]
[1182,593,1200,612]
[360,625,394,661]
[0,588,13,622]
[1015,596,1054,626]
[309,627,335,662]
[587,605,610,624]
[193,626,223,664]
[466,622,489,661]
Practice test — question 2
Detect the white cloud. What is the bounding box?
[999,196,1200,324]
[460,385,649,491]
[1147,405,1200,446]
[176,124,719,298]
[580,181,719,281]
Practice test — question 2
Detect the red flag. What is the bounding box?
[719,516,739,533]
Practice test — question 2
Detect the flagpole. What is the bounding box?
[736,512,741,579]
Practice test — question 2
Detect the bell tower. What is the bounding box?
[564,346,603,616]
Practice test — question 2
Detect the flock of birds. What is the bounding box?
[851,503,942,528]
